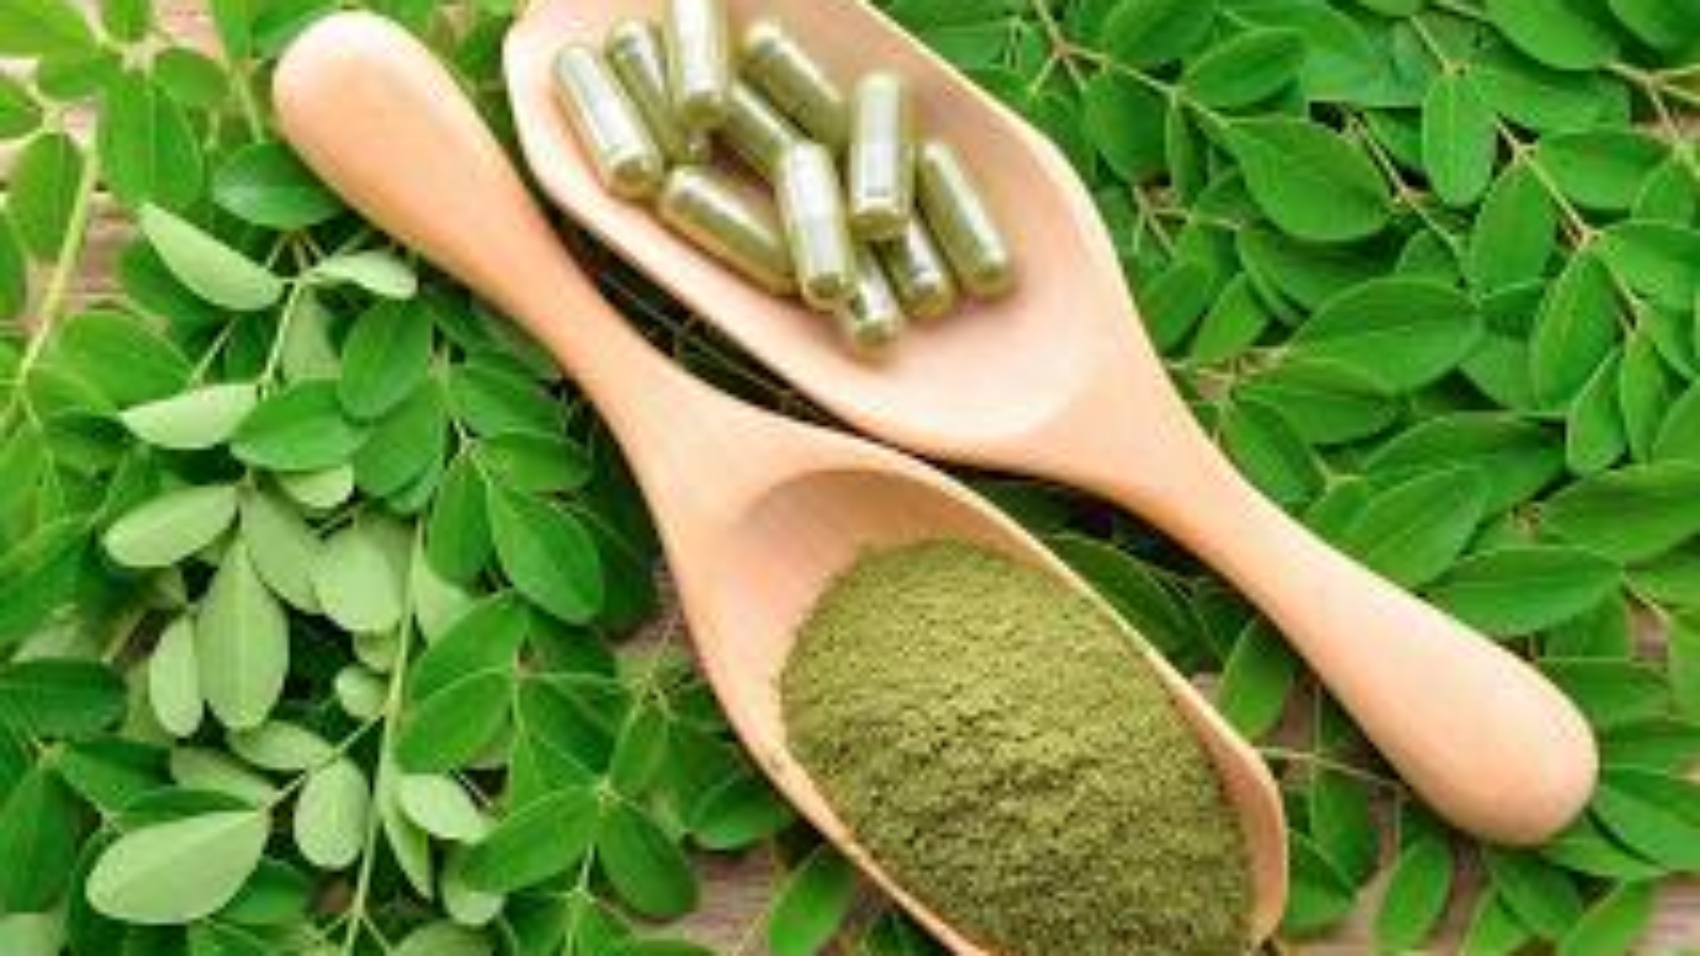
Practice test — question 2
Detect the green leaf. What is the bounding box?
[154,47,229,107]
[313,521,406,634]
[11,133,86,260]
[1539,131,1666,211]
[1290,278,1481,391]
[148,616,204,738]
[233,381,370,472]
[1183,28,1304,109]
[1567,352,1627,475]
[227,720,334,771]
[0,216,24,323]
[1308,771,1378,884]
[1343,467,1486,587]
[396,668,512,774]
[0,912,62,956]
[1220,399,1324,506]
[1465,162,1557,293]
[102,484,238,569]
[339,301,434,420]
[239,488,320,613]
[52,308,189,405]
[137,205,284,311]
[687,772,795,851]
[397,774,489,843]
[1483,0,1619,70]
[1374,838,1453,951]
[120,384,258,451]
[1596,221,1700,311]
[312,249,418,299]
[1556,881,1655,956]
[1237,359,1397,445]
[355,382,446,498]
[1607,0,1700,48]
[212,141,343,230]
[0,75,41,140]
[1542,658,1667,730]
[1670,616,1700,720]
[1461,892,1534,956]
[1543,462,1700,562]
[487,485,604,625]
[1224,117,1391,243]
[196,541,290,731]
[0,658,125,736]
[1530,253,1623,409]
[392,922,490,956]
[427,455,492,585]
[1367,413,1562,512]
[1214,620,1296,738]
[1420,71,1495,207]
[597,802,697,919]
[0,0,95,58]
[1283,831,1356,935]
[101,0,152,40]
[1541,815,1664,880]
[1050,533,1197,655]
[1189,275,1268,363]
[767,846,857,956]
[1101,0,1215,66]
[1429,546,1619,634]
[1483,849,1583,939]
[1591,767,1700,870]
[461,787,598,893]
[1081,73,1166,181]
[98,74,203,211]
[86,809,269,924]
[0,767,78,910]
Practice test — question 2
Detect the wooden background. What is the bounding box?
[6,1,1698,951]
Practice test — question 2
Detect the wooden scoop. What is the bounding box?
[274,12,1288,947]
[505,0,1597,845]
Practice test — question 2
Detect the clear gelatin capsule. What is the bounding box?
[776,143,858,310]
[916,140,1014,298]
[723,81,803,180]
[665,0,733,132]
[875,218,957,321]
[605,20,712,166]
[837,245,907,355]
[848,72,915,240]
[552,45,666,200]
[658,167,795,295]
[741,18,850,149]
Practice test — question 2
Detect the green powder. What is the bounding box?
[780,540,1250,956]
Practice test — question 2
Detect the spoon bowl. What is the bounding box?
[273,13,1288,949]
[507,0,1599,844]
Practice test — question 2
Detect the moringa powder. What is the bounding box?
[780,540,1250,956]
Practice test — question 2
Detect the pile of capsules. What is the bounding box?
[552,0,1015,356]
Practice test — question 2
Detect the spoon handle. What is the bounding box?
[272,11,752,503]
[1099,430,1597,845]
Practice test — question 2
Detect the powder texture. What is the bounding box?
[781,540,1250,956]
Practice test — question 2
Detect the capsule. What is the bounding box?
[741,18,850,149]
[665,0,732,132]
[605,20,712,166]
[837,246,906,355]
[848,73,916,240]
[875,218,957,321]
[916,140,1014,298]
[658,167,795,295]
[723,81,803,180]
[776,143,858,310]
[552,45,665,200]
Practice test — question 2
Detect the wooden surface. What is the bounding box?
[8,1,1699,951]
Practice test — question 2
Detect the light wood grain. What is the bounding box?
[9,1,1699,952]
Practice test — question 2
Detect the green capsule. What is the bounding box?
[658,167,795,295]
[917,140,1014,298]
[665,0,732,132]
[605,20,711,166]
[837,245,907,355]
[551,45,665,200]
[777,143,857,310]
[723,81,803,180]
[875,218,957,321]
[848,72,915,240]
[741,18,850,149]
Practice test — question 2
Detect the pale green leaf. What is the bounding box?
[85,810,269,924]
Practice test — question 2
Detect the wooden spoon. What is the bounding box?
[505,0,1597,844]
[274,12,1288,947]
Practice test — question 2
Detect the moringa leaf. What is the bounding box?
[1543,463,1700,562]
[1421,71,1495,207]
[1482,0,1619,71]
[1224,117,1391,243]
[196,541,289,731]
[213,141,344,230]
[102,484,239,570]
[85,809,270,924]
[1289,278,1481,391]
[1429,546,1619,635]
[138,205,284,311]
[767,846,858,956]
[120,384,258,451]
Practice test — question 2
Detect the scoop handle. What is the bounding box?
[272,12,702,433]
[1096,421,1597,845]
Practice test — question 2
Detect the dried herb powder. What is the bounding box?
[781,540,1250,956]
